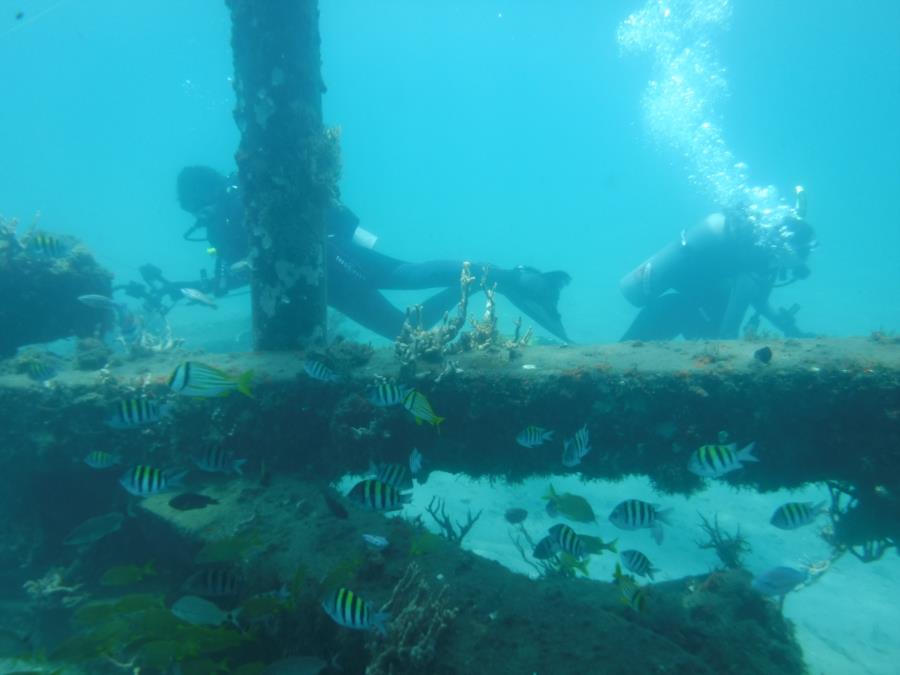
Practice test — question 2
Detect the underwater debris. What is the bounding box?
[424,496,482,545]
[696,512,750,569]
[504,507,528,524]
[823,480,899,562]
[366,562,458,675]
[394,262,475,365]
[22,569,84,606]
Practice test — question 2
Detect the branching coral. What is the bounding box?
[425,496,482,545]
[696,512,750,569]
[366,562,458,675]
[394,262,474,365]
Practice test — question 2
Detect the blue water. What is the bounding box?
[2,0,898,345]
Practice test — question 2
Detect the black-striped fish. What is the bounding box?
[613,563,647,611]
[105,398,171,429]
[321,587,389,636]
[770,501,827,530]
[182,567,243,597]
[119,465,186,497]
[548,523,588,559]
[84,450,121,469]
[620,549,658,580]
[366,382,409,407]
[562,425,591,467]
[28,232,66,257]
[168,361,253,398]
[687,442,758,478]
[608,499,672,545]
[370,461,413,490]
[516,426,554,448]
[401,389,444,429]
[304,359,339,383]
[24,360,58,382]
[346,479,411,512]
[193,446,247,475]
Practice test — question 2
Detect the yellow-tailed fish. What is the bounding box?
[401,389,444,429]
[168,361,253,398]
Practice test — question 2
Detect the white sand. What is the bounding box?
[340,470,900,675]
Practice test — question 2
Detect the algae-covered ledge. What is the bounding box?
[1,337,898,497]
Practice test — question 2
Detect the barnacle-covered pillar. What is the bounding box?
[226,0,337,350]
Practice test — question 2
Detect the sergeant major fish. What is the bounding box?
[119,465,186,497]
[547,523,588,559]
[516,426,554,448]
[366,382,409,407]
[346,478,411,512]
[168,361,253,398]
[687,441,758,478]
[84,450,121,469]
[370,460,412,490]
[304,359,340,383]
[609,499,672,545]
[562,425,591,467]
[770,501,827,530]
[193,446,247,475]
[321,587,389,636]
[105,398,171,429]
[620,549,658,580]
[182,567,243,597]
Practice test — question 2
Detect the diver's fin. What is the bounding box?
[500,267,572,343]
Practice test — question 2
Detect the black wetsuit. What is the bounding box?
[620,212,813,340]
[176,172,571,342]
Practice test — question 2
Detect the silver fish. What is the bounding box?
[181,287,218,309]
[362,534,389,550]
[63,512,125,546]
[409,448,423,475]
[752,566,808,597]
[77,294,123,312]
[170,595,237,626]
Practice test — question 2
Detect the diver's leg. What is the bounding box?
[342,247,571,342]
[327,268,408,340]
[621,293,714,341]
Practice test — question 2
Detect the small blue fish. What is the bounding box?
[304,359,339,382]
[752,566,808,598]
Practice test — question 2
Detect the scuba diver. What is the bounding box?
[619,186,816,340]
[129,166,572,342]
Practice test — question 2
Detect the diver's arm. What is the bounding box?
[754,300,813,338]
